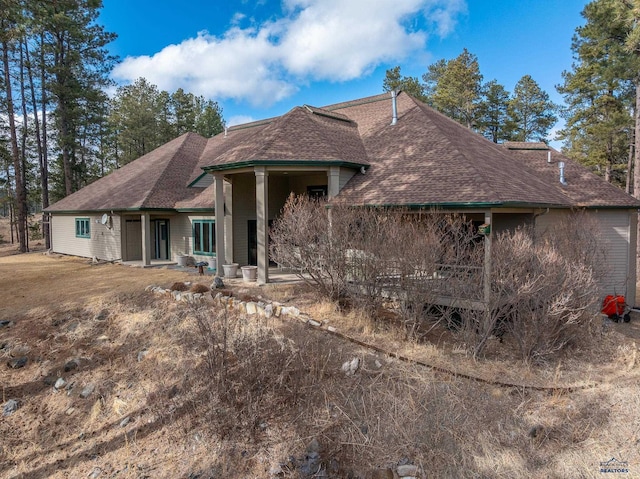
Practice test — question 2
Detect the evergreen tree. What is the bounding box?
[509,75,557,142]
[424,49,483,128]
[557,0,637,185]
[36,0,116,196]
[194,98,225,138]
[382,66,427,102]
[477,80,513,143]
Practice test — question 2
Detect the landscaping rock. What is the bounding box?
[246,302,257,315]
[64,359,79,372]
[119,416,131,427]
[80,383,95,399]
[369,469,394,479]
[54,378,66,389]
[7,357,28,369]
[0,320,13,328]
[281,306,300,317]
[397,464,419,477]
[2,399,19,416]
[137,350,149,362]
[94,309,109,321]
[11,345,30,357]
[88,466,102,478]
[341,357,359,376]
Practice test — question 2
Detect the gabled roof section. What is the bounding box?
[200,105,369,172]
[46,133,210,212]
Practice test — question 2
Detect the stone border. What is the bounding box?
[146,284,597,393]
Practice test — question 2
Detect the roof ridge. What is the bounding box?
[409,99,505,200]
[250,107,307,159]
[142,133,207,207]
[323,92,391,112]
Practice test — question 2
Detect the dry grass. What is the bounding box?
[1,248,640,477]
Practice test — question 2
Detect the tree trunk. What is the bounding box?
[2,40,27,253]
[19,40,30,252]
[25,37,49,248]
[40,32,50,248]
[634,80,640,297]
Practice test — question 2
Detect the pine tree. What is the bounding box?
[509,75,557,142]
[558,0,637,186]
[424,49,483,128]
[382,66,427,102]
[476,80,513,143]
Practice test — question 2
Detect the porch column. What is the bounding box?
[141,212,151,266]
[214,174,226,276]
[255,166,269,284]
[224,180,234,265]
[328,166,340,198]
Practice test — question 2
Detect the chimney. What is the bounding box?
[390,90,398,126]
[558,161,567,185]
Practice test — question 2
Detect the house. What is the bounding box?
[46,91,640,305]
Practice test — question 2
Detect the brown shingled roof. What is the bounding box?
[503,145,640,208]
[46,133,211,212]
[325,92,639,209]
[47,91,640,214]
[200,105,369,172]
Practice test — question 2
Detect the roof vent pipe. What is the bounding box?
[547,150,551,163]
[390,90,398,126]
[224,127,228,138]
[558,161,567,185]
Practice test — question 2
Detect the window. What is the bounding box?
[75,218,90,238]
[307,185,327,198]
[193,220,215,255]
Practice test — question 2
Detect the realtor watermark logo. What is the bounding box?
[600,457,629,474]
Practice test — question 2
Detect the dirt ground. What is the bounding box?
[2,221,640,477]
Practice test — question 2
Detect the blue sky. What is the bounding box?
[100,0,588,141]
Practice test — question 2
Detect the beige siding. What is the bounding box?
[191,173,213,188]
[535,209,635,303]
[51,213,121,261]
[339,168,356,190]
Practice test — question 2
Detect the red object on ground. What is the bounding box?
[602,295,625,316]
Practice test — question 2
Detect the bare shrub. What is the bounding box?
[170,281,188,292]
[190,283,210,294]
[467,226,600,361]
[190,307,313,435]
[270,194,347,300]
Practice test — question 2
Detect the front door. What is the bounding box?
[125,219,142,261]
[248,219,275,266]
[154,220,169,260]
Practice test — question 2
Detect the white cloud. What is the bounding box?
[227,115,256,127]
[111,0,467,106]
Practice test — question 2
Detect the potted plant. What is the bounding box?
[222,262,239,278]
[207,256,216,271]
[241,265,258,282]
[176,253,188,267]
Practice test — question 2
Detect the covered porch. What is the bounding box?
[211,164,356,284]
[120,212,174,266]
